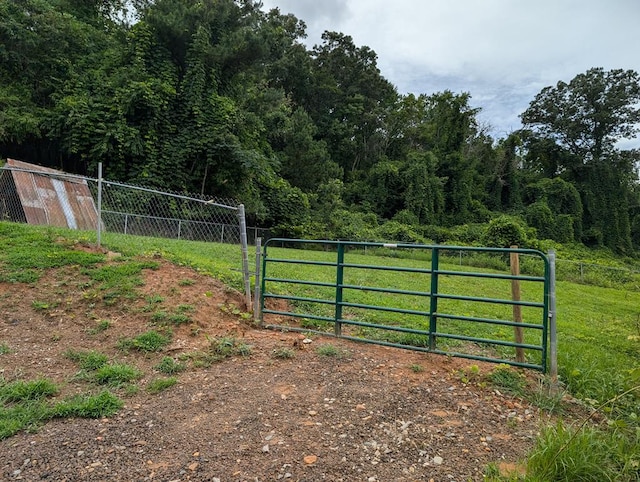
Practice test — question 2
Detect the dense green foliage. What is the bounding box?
[1,0,639,253]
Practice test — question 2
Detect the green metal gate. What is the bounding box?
[260,239,552,372]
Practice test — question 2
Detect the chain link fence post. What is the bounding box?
[237,204,252,310]
[97,162,103,247]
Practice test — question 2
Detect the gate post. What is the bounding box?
[253,237,262,323]
[548,250,558,389]
[429,247,439,350]
[335,243,345,336]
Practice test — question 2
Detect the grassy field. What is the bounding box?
[1,222,639,480]
[4,223,635,410]
[260,245,549,369]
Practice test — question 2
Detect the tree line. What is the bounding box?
[1,0,639,252]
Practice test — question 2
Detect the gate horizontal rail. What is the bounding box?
[260,239,551,372]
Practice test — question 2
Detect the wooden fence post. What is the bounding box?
[510,246,525,363]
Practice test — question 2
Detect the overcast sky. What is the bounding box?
[260,0,640,147]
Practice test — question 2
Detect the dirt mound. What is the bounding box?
[0,255,547,481]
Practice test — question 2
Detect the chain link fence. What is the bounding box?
[0,164,267,244]
[0,162,270,306]
[94,180,244,244]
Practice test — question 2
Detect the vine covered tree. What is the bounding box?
[521,68,640,251]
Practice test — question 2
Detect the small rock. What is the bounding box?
[302,338,313,344]
[188,462,199,471]
[303,455,318,465]
[433,456,443,465]
[262,445,270,453]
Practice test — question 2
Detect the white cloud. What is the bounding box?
[262,0,640,145]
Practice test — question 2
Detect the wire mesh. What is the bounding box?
[94,180,243,243]
[0,166,267,245]
[0,168,26,223]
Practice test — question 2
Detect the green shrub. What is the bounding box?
[483,215,528,248]
[419,224,452,243]
[271,347,295,359]
[449,223,487,244]
[488,364,526,395]
[375,221,426,244]
[526,201,555,240]
[316,344,349,358]
[392,209,420,226]
[554,214,575,243]
[325,209,378,241]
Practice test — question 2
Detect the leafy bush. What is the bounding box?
[418,224,453,243]
[449,223,487,244]
[325,209,378,241]
[392,209,420,226]
[374,221,426,244]
[525,200,555,240]
[208,337,253,359]
[554,214,575,243]
[483,215,528,248]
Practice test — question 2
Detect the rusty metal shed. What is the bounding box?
[0,159,98,230]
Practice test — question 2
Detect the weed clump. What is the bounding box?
[155,357,186,374]
[118,330,171,352]
[147,377,177,394]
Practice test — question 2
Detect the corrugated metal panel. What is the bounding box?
[6,159,98,231]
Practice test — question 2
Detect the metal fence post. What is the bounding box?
[237,204,252,309]
[548,249,558,391]
[254,237,262,322]
[97,162,103,247]
[335,243,345,336]
[429,247,439,350]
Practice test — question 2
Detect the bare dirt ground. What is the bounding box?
[0,251,564,481]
